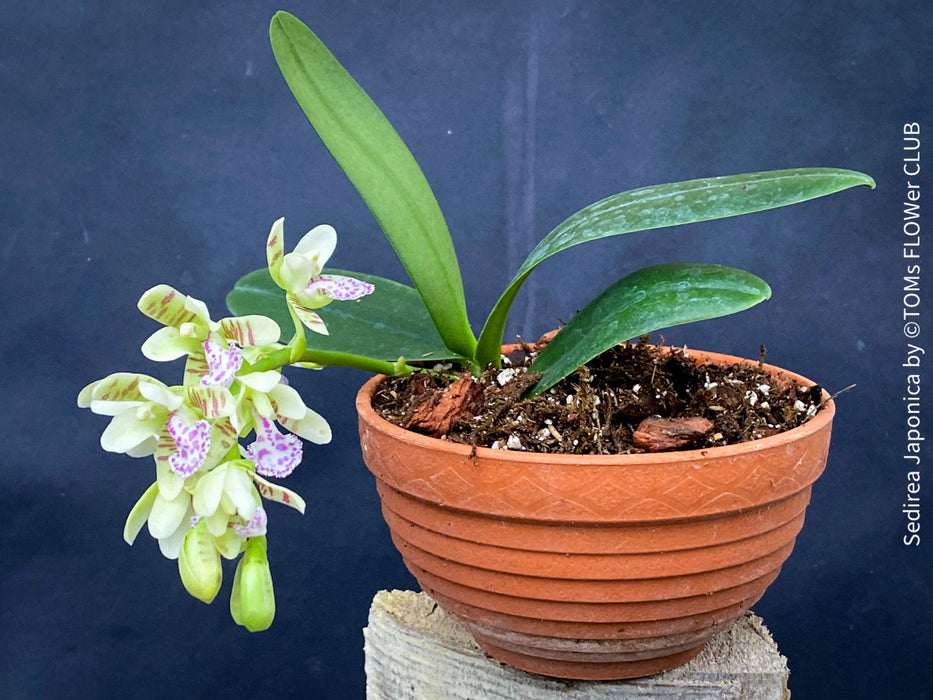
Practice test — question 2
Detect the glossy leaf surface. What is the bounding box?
[528,263,772,394]
[270,12,475,358]
[477,168,875,366]
[226,268,458,362]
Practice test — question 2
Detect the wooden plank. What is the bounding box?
[364,590,790,699]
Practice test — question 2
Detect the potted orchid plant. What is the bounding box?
[79,9,873,656]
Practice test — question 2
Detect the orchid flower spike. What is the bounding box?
[266,217,374,334]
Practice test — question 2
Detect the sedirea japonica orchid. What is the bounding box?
[82,11,875,631]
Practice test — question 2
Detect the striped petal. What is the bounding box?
[268,383,307,420]
[287,295,328,335]
[83,372,162,406]
[183,351,210,388]
[252,472,306,514]
[280,408,331,445]
[186,385,235,420]
[137,285,198,327]
[219,315,280,348]
[266,217,286,288]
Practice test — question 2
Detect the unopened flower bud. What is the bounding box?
[178,521,222,604]
[230,536,275,632]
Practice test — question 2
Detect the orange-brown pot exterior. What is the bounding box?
[356,349,834,680]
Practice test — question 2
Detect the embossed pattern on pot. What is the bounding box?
[356,349,835,680]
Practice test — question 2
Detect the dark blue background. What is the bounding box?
[3,1,930,697]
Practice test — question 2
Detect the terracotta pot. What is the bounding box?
[356,349,834,680]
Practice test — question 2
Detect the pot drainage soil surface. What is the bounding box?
[373,337,826,455]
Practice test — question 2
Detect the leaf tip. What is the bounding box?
[270,10,293,26]
[841,169,876,190]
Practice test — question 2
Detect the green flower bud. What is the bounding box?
[178,520,222,604]
[230,536,275,632]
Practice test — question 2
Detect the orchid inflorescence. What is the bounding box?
[78,222,372,631]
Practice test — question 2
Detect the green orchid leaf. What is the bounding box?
[226,268,459,362]
[269,11,476,359]
[528,263,772,395]
[476,167,875,366]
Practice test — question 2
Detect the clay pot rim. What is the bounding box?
[355,347,835,466]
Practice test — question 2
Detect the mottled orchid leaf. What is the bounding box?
[529,263,772,394]
[476,168,875,366]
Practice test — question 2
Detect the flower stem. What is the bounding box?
[240,347,293,374]
[298,349,414,376]
[239,345,413,376]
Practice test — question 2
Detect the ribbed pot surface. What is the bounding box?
[356,349,834,680]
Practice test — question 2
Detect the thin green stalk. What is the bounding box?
[298,349,414,376]
[240,347,294,374]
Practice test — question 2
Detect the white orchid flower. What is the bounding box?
[136,285,280,386]
[78,373,182,458]
[233,370,331,479]
[266,217,374,335]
